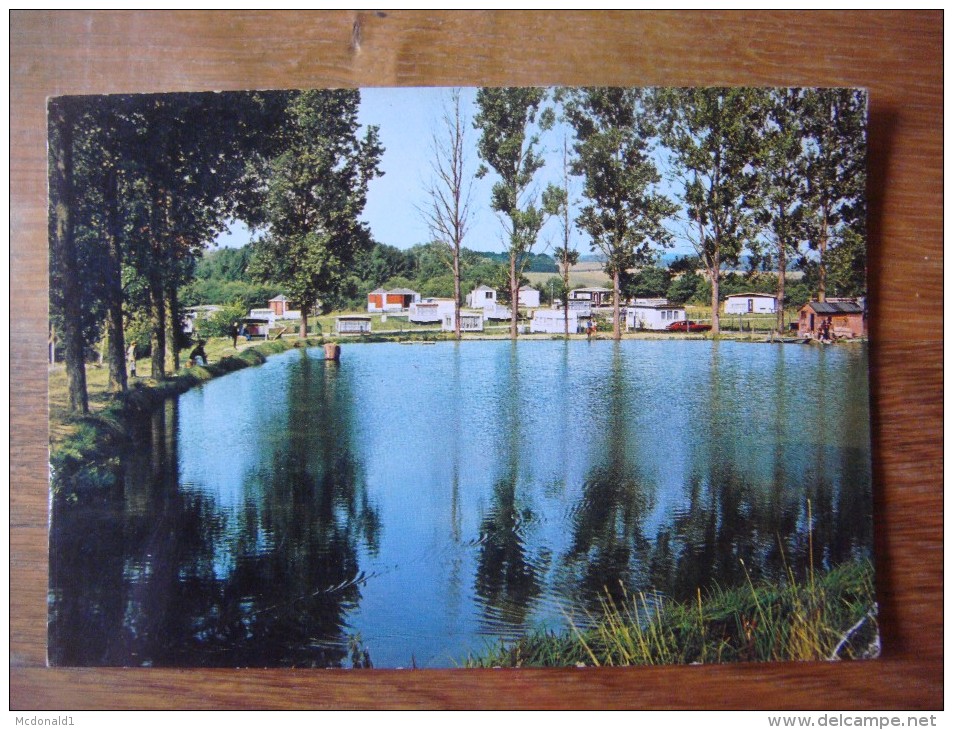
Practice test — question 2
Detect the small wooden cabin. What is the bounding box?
[268,295,290,317]
[798,299,866,338]
[336,315,372,334]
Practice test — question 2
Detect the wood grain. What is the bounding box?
[11,10,942,709]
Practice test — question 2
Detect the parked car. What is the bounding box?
[666,320,712,333]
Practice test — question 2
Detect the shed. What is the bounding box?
[518,286,541,308]
[570,287,613,308]
[530,308,580,334]
[268,295,291,317]
[725,292,778,314]
[336,315,372,334]
[410,298,456,323]
[626,299,686,331]
[798,299,866,339]
[442,309,484,332]
[466,284,497,310]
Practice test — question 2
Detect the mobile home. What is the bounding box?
[530,308,580,334]
[442,309,484,332]
[626,299,686,331]
[410,298,456,323]
[724,293,778,314]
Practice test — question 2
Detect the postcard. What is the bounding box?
[47,86,877,668]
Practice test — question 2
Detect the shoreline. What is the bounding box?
[48,330,865,492]
[49,337,323,492]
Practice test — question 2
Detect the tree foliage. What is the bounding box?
[752,88,810,331]
[474,87,565,337]
[562,87,675,338]
[801,89,868,301]
[249,90,384,335]
[656,88,765,334]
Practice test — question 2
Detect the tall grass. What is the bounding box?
[465,556,878,668]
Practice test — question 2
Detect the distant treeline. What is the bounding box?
[185,242,536,312]
[187,243,819,314]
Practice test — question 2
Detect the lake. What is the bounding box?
[48,339,874,668]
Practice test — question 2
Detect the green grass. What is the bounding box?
[464,555,878,668]
[525,271,612,290]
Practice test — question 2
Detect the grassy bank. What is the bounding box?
[465,558,878,667]
[49,336,322,493]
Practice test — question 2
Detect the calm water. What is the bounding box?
[49,340,874,667]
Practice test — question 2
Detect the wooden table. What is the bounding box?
[10,10,942,710]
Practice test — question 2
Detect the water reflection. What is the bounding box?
[49,341,874,667]
[474,343,544,636]
[562,344,652,613]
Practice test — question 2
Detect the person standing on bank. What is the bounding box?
[230,321,239,349]
[126,342,137,378]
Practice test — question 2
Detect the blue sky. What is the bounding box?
[215,87,688,257]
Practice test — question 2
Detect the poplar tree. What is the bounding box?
[250,90,384,338]
[48,97,89,413]
[802,89,867,302]
[562,87,675,340]
[656,88,763,335]
[752,88,809,332]
[473,87,565,339]
[553,138,579,339]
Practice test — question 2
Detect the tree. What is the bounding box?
[625,266,672,299]
[48,90,293,395]
[419,90,473,339]
[802,89,867,302]
[48,97,89,413]
[562,87,675,339]
[657,88,764,335]
[473,87,565,339]
[250,90,383,338]
[115,92,271,378]
[752,88,809,332]
[553,137,579,338]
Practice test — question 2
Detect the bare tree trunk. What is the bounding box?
[510,253,518,340]
[710,247,721,335]
[49,99,89,413]
[300,308,308,339]
[818,209,828,302]
[612,269,622,340]
[165,284,180,372]
[776,235,787,334]
[453,253,461,340]
[148,185,167,380]
[149,270,166,380]
[104,164,127,392]
[563,265,571,338]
